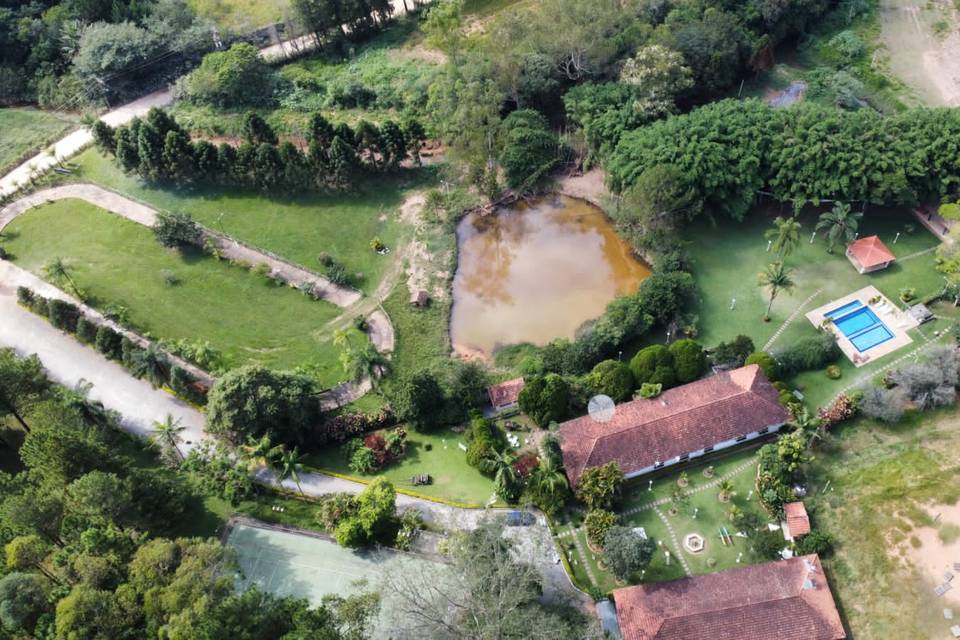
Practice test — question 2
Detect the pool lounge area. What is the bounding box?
[806,286,918,366]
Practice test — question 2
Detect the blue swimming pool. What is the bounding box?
[828,301,895,352]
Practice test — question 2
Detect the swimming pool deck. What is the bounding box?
[805,285,918,367]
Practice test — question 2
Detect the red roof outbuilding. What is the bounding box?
[613,555,846,640]
[488,377,525,409]
[846,235,896,270]
[558,365,789,486]
[784,501,811,538]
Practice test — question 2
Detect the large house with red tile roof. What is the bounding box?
[612,554,845,640]
[558,364,790,486]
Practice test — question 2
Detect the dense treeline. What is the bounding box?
[0,0,211,106]
[606,99,960,221]
[422,0,833,186]
[93,107,425,191]
[0,348,376,639]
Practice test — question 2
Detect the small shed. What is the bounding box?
[846,236,896,274]
[410,289,430,307]
[783,501,811,541]
[487,377,525,411]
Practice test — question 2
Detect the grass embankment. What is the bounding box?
[807,409,960,639]
[306,428,496,505]
[0,107,77,175]
[186,0,290,33]
[3,199,363,384]
[68,149,433,294]
[688,204,942,408]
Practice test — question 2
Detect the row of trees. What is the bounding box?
[606,100,960,223]
[0,348,375,639]
[93,108,426,191]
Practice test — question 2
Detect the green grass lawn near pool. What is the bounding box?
[689,205,942,408]
[3,199,362,385]
[68,149,434,294]
[0,107,77,174]
[306,428,496,506]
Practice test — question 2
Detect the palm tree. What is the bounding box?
[815,202,863,253]
[132,343,169,388]
[152,414,186,463]
[43,257,82,299]
[717,479,735,502]
[240,435,283,472]
[533,454,568,496]
[758,261,795,321]
[277,447,306,496]
[480,449,520,501]
[58,379,111,428]
[764,216,802,259]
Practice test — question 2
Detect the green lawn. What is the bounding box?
[0,107,77,174]
[805,408,960,639]
[68,149,433,294]
[555,447,770,594]
[3,199,362,385]
[689,204,942,407]
[306,427,496,506]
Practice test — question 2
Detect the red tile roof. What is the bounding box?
[846,235,896,269]
[613,555,846,640]
[488,377,525,409]
[784,502,811,538]
[558,365,789,486]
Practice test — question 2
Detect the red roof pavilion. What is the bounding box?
[846,236,896,273]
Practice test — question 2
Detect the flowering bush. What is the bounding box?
[817,393,856,428]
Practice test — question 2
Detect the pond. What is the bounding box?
[450,195,650,358]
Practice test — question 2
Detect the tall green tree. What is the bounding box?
[276,446,306,496]
[0,350,49,432]
[815,202,862,253]
[765,215,802,258]
[152,414,187,464]
[758,261,796,321]
[479,449,520,501]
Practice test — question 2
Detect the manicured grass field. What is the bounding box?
[3,199,362,385]
[688,204,942,407]
[555,446,768,594]
[806,408,960,639]
[306,427,496,505]
[69,149,433,294]
[0,107,77,174]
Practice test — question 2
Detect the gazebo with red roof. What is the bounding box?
[846,235,896,274]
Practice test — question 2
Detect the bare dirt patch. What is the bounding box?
[879,0,960,106]
[901,503,960,601]
[556,168,611,208]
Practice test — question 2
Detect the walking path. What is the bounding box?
[763,288,824,351]
[0,184,397,407]
[621,457,759,516]
[653,506,692,576]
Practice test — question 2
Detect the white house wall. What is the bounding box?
[623,422,784,480]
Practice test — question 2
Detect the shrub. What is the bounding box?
[76,317,99,343]
[160,270,180,286]
[890,360,957,410]
[517,373,570,427]
[712,335,755,367]
[576,462,624,510]
[629,344,675,388]
[16,286,34,306]
[465,415,505,468]
[825,365,842,379]
[773,333,840,376]
[816,393,856,428]
[349,446,377,474]
[584,509,619,547]
[745,351,780,381]
[585,359,634,402]
[668,339,706,383]
[121,337,144,370]
[47,299,81,333]
[899,287,916,303]
[170,366,208,405]
[794,529,834,556]
[304,409,396,448]
[639,382,662,398]
[95,326,124,360]
[153,211,201,248]
[177,43,277,107]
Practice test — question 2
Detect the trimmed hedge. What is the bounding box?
[745,351,780,381]
[46,299,81,333]
[772,333,840,376]
[76,316,99,343]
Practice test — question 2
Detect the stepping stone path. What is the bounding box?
[763,288,824,352]
[653,506,691,576]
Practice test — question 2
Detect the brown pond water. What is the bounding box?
[450,195,650,358]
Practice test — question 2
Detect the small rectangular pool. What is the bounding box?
[830,301,895,352]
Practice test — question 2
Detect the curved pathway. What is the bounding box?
[0,184,397,407]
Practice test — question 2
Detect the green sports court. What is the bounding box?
[226,521,433,604]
